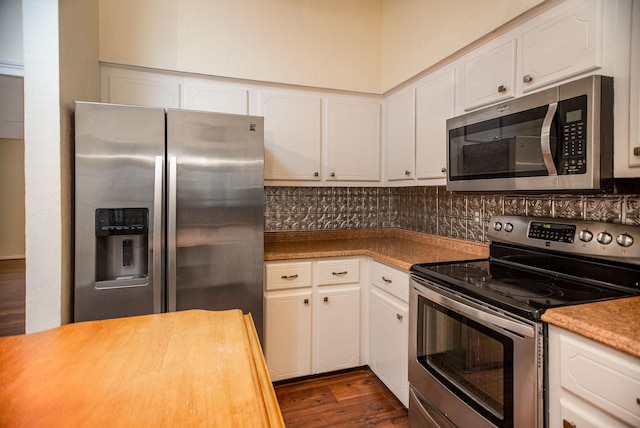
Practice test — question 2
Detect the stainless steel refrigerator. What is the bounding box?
[74,101,264,339]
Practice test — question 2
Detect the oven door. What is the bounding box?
[409,277,542,428]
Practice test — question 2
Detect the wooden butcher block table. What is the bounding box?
[0,309,284,427]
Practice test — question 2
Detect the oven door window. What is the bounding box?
[448,104,556,181]
[417,295,514,427]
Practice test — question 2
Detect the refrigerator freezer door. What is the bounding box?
[166,110,265,340]
[74,102,165,322]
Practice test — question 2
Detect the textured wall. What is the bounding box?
[265,186,640,243]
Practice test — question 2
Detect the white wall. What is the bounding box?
[99,0,383,93]
[99,0,546,94]
[22,0,100,332]
[0,138,25,259]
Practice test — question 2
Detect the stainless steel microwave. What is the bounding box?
[446,75,613,192]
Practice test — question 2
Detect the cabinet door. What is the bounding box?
[326,98,381,181]
[264,290,312,381]
[463,40,516,111]
[369,287,409,407]
[105,74,181,108]
[385,89,415,181]
[521,0,603,92]
[415,69,455,180]
[259,91,322,181]
[183,80,248,115]
[315,286,360,373]
[627,0,640,172]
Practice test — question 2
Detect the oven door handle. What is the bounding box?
[415,285,535,338]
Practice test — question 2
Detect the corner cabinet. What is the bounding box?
[264,258,362,382]
[415,69,455,180]
[547,325,640,428]
[325,98,381,182]
[368,261,409,407]
[385,88,415,181]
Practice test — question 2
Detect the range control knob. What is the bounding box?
[616,233,634,248]
[596,232,613,245]
[493,222,503,231]
[579,230,594,242]
[504,223,514,232]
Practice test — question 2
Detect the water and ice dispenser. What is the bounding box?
[94,208,149,288]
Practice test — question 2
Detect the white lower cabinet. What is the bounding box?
[369,261,410,407]
[315,286,360,373]
[264,258,361,382]
[264,290,312,381]
[370,287,409,407]
[548,325,640,428]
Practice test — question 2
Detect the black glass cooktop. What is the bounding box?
[411,259,639,320]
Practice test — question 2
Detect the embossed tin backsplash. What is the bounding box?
[265,186,640,243]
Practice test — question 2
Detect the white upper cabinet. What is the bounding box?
[521,0,603,92]
[415,68,455,181]
[183,79,248,115]
[626,0,640,172]
[104,73,182,108]
[326,97,381,181]
[385,88,415,181]
[258,90,322,181]
[0,75,23,139]
[463,39,517,111]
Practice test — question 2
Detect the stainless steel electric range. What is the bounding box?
[408,215,640,428]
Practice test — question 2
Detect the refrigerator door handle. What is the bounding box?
[167,156,178,311]
[153,156,163,313]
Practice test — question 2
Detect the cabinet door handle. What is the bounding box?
[523,74,533,83]
[562,420,576,428]
[330,172,336,177]
[498,85,507,93]
[636,397,640,405]
[332,271,348,276]
[323,297,329,302]
[634,147,640,156]
[313,171,319,177]
[281,274,299,280]
[441,167,447,173]
[396,313,403,321]
[382,276,392,283]
[405,170,411,176]
[304,298,309,305]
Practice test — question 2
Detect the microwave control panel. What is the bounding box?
[557,95,587,175]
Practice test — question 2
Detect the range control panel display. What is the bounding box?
[528,221,576,243]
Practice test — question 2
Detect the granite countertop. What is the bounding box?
[542,296,640,359]
[264,228,490,271]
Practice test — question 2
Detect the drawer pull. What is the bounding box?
[332,271,348,276]
[304,298,309,305]
[562,420,576,428]
[637,397,640,406]
[281,274,299,280]
[382,276,392,283]
[397,313,403,321]
[323,297,329,303]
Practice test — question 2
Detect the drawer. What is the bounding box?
[559,331,640,427]
[265,261,312,291]
[370,260,409,303]
[317,259,360,285]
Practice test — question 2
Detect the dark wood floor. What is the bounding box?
[0,259,26,337]
[274,367,408,427]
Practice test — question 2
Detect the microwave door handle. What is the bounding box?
[541,102,558,176]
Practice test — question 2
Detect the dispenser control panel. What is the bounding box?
[95,208,148,236]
